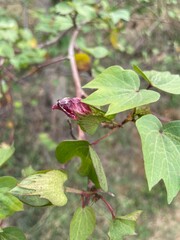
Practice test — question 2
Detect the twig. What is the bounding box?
[38,29,72,48]
[91,128,118,145]
[99,195,116,219]
[21,55,68,80]
[91,114,133,145]
[67,119,77,140]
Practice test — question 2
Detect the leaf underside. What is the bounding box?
[11,170,68,207]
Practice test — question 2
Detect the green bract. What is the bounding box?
[82,66,160,115]
[136,114,180,203]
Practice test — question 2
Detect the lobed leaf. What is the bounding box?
[11,170,68,207]
[70,206,96,240]
[82,66,160,115]
[136,114,180,203]
[133,65,180,94]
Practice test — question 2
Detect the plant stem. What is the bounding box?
[68,28,85,98]
[91,128,117,145]
[99,196,116,219]
[68,28,86,140]
[91,113,133,145]
[21,56,68,80]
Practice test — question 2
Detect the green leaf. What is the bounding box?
[82,46,109,59]
[70,206,96,240]
[0,41,14,58]
[136,114,180,203]
[77,106,114,135]
[56,141,108,191]
[133,65,151,83]
[0,177,23,219]
[0,227,26,240]
[89,146,108,192]
[134,66,180,94]
[82,66,160,115]
[11,170,68,207]
[74,4,96,21]
[108,211,142,240]
[0,144,15,167]
[143,70,180,94]
[53,2,74,15]
[109,9,130,24]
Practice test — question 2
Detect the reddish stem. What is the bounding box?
[99,195,116,219]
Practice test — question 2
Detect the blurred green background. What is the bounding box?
[0,0,180,239]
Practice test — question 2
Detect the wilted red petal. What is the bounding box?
[52,97,92,120]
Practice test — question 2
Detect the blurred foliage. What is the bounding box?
[0,0,179,239]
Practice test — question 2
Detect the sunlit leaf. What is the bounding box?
[82,66,160,115]
[70,206,96,240]
[144,70,180,94]
[11,170,68,207]
[133,66,180,94]
[136,114,180,203]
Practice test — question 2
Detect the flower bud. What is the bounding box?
[52,97,92,120]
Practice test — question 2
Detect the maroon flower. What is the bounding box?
[52,97,92,120]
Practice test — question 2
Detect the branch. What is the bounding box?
[68,28,86,140]
[68,28,85,98]
[38,29,72,49]
[21,55,68,80]
[91,113,133,145]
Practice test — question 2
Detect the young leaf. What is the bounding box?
[56,141,108,191]
[89,146,108,192]
[11,170,68,207]
[0,227,26,240]
[82,66,160,115]
[0,177,23,219]
[70,206,96,240]
[108,211,142,240]
[0,144,15,167]
[136,114,180,203]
